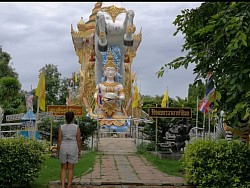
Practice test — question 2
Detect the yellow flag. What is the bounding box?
[161,90,168,107]
[35,71,46,111]
[132,84,139,108]
[74,73,78,83]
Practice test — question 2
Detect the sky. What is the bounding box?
[0,2,203,99]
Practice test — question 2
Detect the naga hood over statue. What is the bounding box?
[71,2,142,132]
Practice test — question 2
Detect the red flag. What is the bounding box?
[199,72,217,114]
[198,98,210,114]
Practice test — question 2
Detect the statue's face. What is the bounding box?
[104,67,117,79]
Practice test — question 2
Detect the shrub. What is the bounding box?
[181,139,250,188]
[0,137,46,187]
[136,143,148,154]
[145,142,156,151]
[136,142,156,154]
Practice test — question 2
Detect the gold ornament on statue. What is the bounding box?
[104,51,117,69]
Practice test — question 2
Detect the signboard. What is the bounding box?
[6,113,25,122]
[47,105,83,116]
[148,107,192,118]
[6,112,53,122]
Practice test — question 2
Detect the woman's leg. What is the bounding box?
[67,163,74,188]
[60,163,67,188]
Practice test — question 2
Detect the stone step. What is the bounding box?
[48,181,194,188]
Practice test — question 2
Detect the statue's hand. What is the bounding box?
[126,10,135,19]
[105,92,117,99]
[104,93,119,102]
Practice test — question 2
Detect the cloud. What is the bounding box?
[0,2,202,99]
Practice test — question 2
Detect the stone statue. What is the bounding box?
[91,51,128,127]
[167,118,193,153]
[94,5,136,86]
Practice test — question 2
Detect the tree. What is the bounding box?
[43,64,61,106]
[0,48,25,118]
[78,115,97,145]
[0,47,18,79]
[33,65,71,112]
[58,77,70,105]
[157,2,250,127]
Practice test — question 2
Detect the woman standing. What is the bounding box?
[57,111,81,188]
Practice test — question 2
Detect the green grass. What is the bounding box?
[138,152,183,177]
[29,150,96,188]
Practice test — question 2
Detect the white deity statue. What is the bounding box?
[92,52,128,126]
[94,5,136,86]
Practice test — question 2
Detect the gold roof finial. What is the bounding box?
[77,17,86,32]
[104,51,117,69]
[100,5,126,22]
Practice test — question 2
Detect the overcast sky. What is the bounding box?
[0,2,203,99]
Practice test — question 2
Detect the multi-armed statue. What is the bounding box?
[71,2,142,131]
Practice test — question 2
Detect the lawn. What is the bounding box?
[138,152,183,177]
[29,150,96,188]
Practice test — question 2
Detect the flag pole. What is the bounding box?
[213,114,216,140]
[208,110,211,139]
[202,112,205,139]
[34,91,40,140]
[155,104,158,152]
[167,87,169,108]
[34,68,45,140]
[50,116,53,148]
[195,96,199,139]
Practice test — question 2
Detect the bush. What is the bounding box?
[181,139,250,188]
[136,143,148,154]
[0,137,46,187]
[137,142,156,154]
[145,142,156,151]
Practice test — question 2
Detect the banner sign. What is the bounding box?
[148,107,192,118]
[47,105,83,116]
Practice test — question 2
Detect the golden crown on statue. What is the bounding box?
[104,51,117,69]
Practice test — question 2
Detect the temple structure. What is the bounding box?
[70,2,143,131]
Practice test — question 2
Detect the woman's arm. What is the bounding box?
[57,126,62,158]
[76,126,82,157]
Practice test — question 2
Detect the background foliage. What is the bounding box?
[158,2,250,127]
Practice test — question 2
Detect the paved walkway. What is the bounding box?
[48,138,194,188]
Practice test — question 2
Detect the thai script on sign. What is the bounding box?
[6,112,53,122]
[148,107,192,118]
[6,113,25,122]
[47,105,83,116]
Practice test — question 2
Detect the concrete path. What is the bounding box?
[48,138,194,188]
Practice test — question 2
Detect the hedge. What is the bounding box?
[0,137,46,187]
[181,139,250,188]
